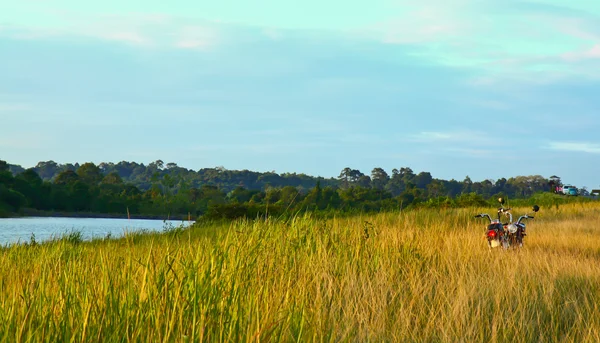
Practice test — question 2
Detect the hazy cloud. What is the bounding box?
[0,104,32,112]
[408,130,492,144]
[547,141,600,154]
[0,13,222,49]
[562,44,600,61]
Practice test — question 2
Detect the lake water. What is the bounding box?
[0,217,193,246]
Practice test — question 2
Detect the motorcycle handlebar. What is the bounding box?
[517,215,534,224]
[474,214,492,222]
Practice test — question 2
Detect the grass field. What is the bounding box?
[1,202,600,342]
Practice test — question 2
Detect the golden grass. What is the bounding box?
[1,203,600,342]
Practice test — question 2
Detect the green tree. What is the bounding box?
[77,162,103,185]
[0,184,26,212]
[414,172,433,189]
[427,179,446,198]
[370,167,389,190]
[102,172,123,185]
[54,170,79,185]
[386,169,405,196]
[279,186,300,208]
[34,161,60,180]
[356,175,371,188]
[462,176,473,193]
[338,168,352,189]
[228,186,258,203]
[14,169,45,209]
[70,181,91,211]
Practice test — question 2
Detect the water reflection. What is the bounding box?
[0,217,193,246]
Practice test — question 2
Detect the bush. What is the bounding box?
[201,203,284,221]
[455,192,488,207]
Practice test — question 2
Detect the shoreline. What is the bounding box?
[10,209,196,221]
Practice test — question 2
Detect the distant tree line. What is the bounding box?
[1,159,555,219]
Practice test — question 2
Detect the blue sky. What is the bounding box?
[1,0,599,188]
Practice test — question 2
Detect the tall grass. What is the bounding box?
[1,203,600,342]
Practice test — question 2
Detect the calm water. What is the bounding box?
[0,217,193,246]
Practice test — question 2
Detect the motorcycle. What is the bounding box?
[474,198,539,249]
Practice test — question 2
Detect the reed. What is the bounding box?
[1,203,599,342]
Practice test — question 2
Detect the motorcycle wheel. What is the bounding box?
[516,231,524,248]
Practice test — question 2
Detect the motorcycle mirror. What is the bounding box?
[532,205,540,212]
[498,197,505,205]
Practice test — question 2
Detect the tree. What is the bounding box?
[338,168,352,189]
[462,176,473,193]
[349,169,365,184]
[474,179,494,197]
[426,179,446,198]
[102,172,123,185]
[399,167,415,183]
[77,162,103,185]
[0,184,26,212]
[507,175,548,197]
[356,175,371,188]
[70,181,91,211]
[386,169,405,196]
[0,160,8,172]
[414,172,433,189]
[34,161,60,180]
[493,178,507,195]
[279,186,300,208]
[264,187,281,204]
[54,170,79,185]
[371,168,389,190]
[548,175,561,193]
[300,181,323,210]
[14,169,46,209]
[228,186,257,203]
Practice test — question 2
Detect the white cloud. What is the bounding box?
[262,28,285,41]
[561,44,600,61]
[188,141,330,154]
[405,130,501,159]
[553,16,600,42]
[0,12,222,50]
[408,130,491,144]
[547,141,600,154]
[0,104,31,112]
[173,26,219,49]
[442,147,494,157]
[413,131,454,141]
[354,2,600,85]
[100,31,150,45]
[0,132,49,149]
[357,3,470,44]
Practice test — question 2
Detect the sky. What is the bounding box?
[1,0,599,188]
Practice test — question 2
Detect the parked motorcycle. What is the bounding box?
[474,198,539,249]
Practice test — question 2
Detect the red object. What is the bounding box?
[487,230,497,238]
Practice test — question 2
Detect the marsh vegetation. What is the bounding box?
[1,203,599,342]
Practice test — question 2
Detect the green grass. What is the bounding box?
[1,204,600,342]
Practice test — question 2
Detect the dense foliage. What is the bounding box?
[0,159,582,219]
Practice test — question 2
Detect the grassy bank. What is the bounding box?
[1,203,600,342]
